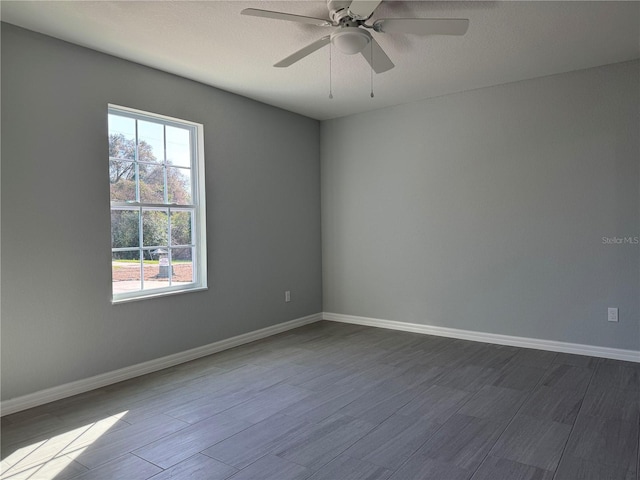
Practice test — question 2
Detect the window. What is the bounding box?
[108,105,207,302]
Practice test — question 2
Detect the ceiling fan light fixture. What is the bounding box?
[243,3,469,75]
[330,27,370,55]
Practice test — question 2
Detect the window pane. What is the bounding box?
[171,247,194,285]
[109,160,137,202]
[111,209,140,248]
[142,209,168,247]
[170,210,193,246]
[167,167,192,204]
[108,115,136,160]
[112,250,141,294]
[139,164,165,203]
[143,249,170,291]
[109,106,205,301]
[166,126,191,167]
[138,120,164,163]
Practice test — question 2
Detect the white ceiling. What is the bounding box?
[1,1,638,120]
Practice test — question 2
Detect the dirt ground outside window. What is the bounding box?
[112,262,193,283]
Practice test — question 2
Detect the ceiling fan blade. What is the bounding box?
[360,37,394,74]
[274,36,331,68]
[374,18,469,36]
[241,8,332,27]
[348,0,382,20]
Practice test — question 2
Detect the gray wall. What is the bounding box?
[1,24,322,401]
[322,60,639,350]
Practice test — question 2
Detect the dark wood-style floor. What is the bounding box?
[2,321,639,480]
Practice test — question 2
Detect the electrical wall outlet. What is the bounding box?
[608,307,618,322]
[285,291,291,303]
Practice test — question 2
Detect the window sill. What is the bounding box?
[112,286,208,304]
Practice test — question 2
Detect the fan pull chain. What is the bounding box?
[329,42,333,99]
[370,40,374,98]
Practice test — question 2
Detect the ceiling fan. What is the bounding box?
[241,0,469,74]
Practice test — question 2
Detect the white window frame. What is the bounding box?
[109,104,207,303]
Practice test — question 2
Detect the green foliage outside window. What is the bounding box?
[110,133,192,260]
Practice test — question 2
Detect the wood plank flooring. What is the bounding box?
[1,321,639,479]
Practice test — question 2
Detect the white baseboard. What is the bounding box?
[4,311,637,416]
[323,312,640,363]
[1,313,323,416]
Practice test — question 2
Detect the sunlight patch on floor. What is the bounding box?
[1,411,128,480]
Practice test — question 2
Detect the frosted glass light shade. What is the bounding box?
[331,28,370,55]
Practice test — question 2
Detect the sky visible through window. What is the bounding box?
[108,114,191,167]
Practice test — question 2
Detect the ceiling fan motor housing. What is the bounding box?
[328,0,358,25]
